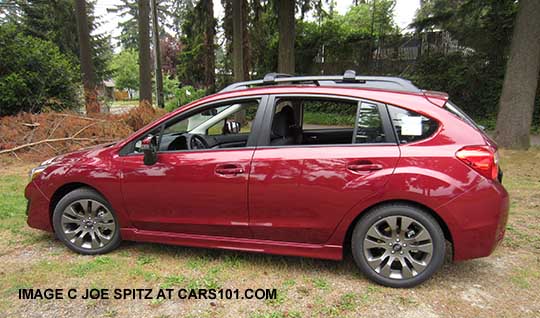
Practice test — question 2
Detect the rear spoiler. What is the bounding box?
[423,90,449,107]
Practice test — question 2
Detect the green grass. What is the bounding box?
[0,174,27,220]
[303,112,355,127]
[110,100,138,107]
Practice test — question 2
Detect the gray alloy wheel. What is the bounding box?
[351,203,445,288]
[60,199,116,250]
[362,215,433,279]
[53,188,121,254]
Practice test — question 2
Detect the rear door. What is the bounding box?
[248,95,400,244]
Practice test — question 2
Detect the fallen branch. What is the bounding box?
[0,137,104,154]
[50,113,107,122]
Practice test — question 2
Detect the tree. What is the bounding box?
[231,0,249,82]
[110,0,180,50]
[138,0,153,106]
[160,34,182,76]
[75,0,100,113]
[494,0,540,149]
[177,0,216,91]
[110,49,140,99]
[151,0,164,107]
[0,24,79,116]
[19,0,113,81]
[200,0,216,91]
[278,0,295,74]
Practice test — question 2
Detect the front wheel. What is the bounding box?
[351,203,446,288]
[52,188,121,255]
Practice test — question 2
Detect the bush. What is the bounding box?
[409,52,504,120]
[0,24,80,116]
[164,84,206,112]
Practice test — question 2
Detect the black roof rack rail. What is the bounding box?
[220,70,421,93]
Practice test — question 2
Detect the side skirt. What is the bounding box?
[120,228,343,260]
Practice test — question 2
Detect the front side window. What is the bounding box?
[387,105,439,144]
[133,99,261,153]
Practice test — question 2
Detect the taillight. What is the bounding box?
[456,146,499,180]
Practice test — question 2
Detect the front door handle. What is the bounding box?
[215,164,244,175]
[347,162,383,172]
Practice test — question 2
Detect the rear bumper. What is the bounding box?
[25,181,53,232]
[440,179,509,261]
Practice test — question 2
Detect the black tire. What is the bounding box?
[351,203,446,288]
[52,187,121,255]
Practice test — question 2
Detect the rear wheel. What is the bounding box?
[52,188,121,254]
[351,203,445,288]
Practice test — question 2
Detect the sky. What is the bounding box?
[94,0,421,47]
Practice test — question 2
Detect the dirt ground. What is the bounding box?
[0,149,539,318]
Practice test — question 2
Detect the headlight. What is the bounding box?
[29,156,57,180]
[29,166,47,180]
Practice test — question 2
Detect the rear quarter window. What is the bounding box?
[387,105,439,144]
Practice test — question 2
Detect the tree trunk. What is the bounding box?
[138,0,153,107]
[151,0,164,108]
[232,0,248,124]
[232,0,249,82]
[494,0,540,149]
[202,0,215,92]
[278,0,295,74]
[74,0,100,114]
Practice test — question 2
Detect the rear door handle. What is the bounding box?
[215,164,244,175]
[347,162,383,172]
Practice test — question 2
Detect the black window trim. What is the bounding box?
[119,95,269,156]
[256,93,397,149]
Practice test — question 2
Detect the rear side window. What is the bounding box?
[387,105,439,144]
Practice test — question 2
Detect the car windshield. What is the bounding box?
[163,105,230,134]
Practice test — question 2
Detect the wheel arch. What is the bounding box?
[49,182,105,229]
[342,199,453,256]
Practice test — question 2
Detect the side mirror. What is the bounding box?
[141,135,158,165]
[223,120,241,134]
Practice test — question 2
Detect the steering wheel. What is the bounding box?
[186,134,209,150]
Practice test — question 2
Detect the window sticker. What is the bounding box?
[401,116,423,136]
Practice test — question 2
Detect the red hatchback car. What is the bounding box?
[25,71,508,287]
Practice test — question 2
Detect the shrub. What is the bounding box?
[0,24,80,116]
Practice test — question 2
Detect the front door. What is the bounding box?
[120,97,265,238]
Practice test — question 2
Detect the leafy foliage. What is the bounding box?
[110,48,139,94]
[18,0,113,82]
[0,24,80,116]
[408,52,504,119]
[164,83,206,112]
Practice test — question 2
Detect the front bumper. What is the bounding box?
[25,181,53,231]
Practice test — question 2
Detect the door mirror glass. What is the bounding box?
[141,135,158,165]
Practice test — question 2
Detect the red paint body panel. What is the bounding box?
[249,145,399,243]
[121,149,254,237]
[25,85,508,262]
